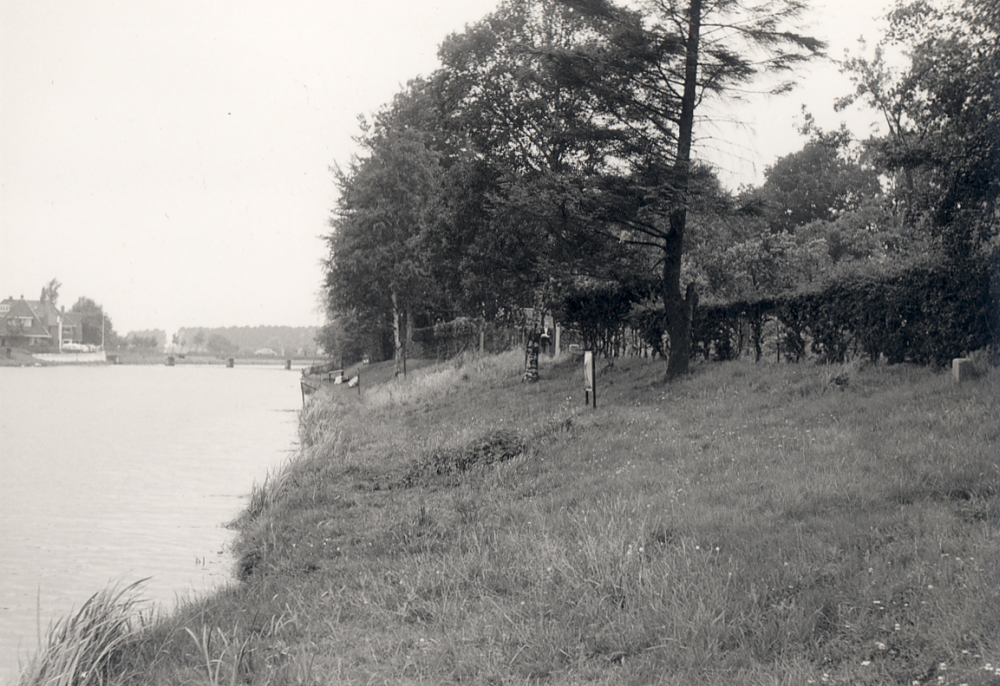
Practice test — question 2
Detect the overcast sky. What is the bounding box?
[0,0,895,335]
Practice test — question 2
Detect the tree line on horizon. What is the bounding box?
[171,326,319,358]
[15,283,320,357]
[318,0,998,380]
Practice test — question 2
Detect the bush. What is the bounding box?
[691,253,999,366]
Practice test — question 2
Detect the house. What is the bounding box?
[0,296,84,351]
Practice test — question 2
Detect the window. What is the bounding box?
[0,304,9,314]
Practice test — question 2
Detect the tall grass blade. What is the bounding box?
[16,578,149,686]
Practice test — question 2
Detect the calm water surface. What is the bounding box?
[0,364,302,682]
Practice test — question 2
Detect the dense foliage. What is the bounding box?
[689,253,999,366]
[321,0,997,375]
[321,0,824,378]
[70,296,121,348]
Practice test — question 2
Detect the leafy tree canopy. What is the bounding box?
[69,297,120,348]
[838,0,999,258]
[756,118,882,234]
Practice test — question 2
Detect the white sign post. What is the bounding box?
[584,351,596,408]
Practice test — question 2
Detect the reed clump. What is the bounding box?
[16,580,149,686]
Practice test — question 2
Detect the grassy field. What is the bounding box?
[18,352,1000,685]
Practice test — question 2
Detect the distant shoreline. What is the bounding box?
[1,348,326,368]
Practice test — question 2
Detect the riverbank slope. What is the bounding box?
[17,352,1000,685]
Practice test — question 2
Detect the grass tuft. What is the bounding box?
[230,458,296,529]
[16,579,149,686]
[183,624,251,686]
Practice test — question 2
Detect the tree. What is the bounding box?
[315,311,373,365]
[191,330,206,352]
[436,0,631,380]
[550,0,824,378]
[838,0,999,258]
[206,333,238,356]
[69,297,119,348]
[424,156,538,325]
[39,278,62,306]
[126,329,166,349]
[126,334,161,350]
[320,0,822,381]
[324,82,445,378]
[756,121,882,235]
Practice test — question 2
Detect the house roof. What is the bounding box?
[0,298,82,340]
[0,298,51,338]
[32,299,81,329]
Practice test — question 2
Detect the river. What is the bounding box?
[0,363,303,683]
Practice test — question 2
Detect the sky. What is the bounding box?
[0,0,897,336]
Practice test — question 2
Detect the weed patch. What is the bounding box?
[399,429,526,487]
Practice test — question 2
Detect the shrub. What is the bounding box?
[691,252,999,366]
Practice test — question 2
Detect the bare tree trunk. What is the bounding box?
[405,304,413,373]
[392,291,406,379]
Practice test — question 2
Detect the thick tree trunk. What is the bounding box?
[664,285,698,379]
[662,0,702,382]
[662,227,698,380]
[392,291,406,379]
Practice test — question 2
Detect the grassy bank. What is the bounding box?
[19,352,1000,685]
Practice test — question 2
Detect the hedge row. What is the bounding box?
[692,255,1000,366]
